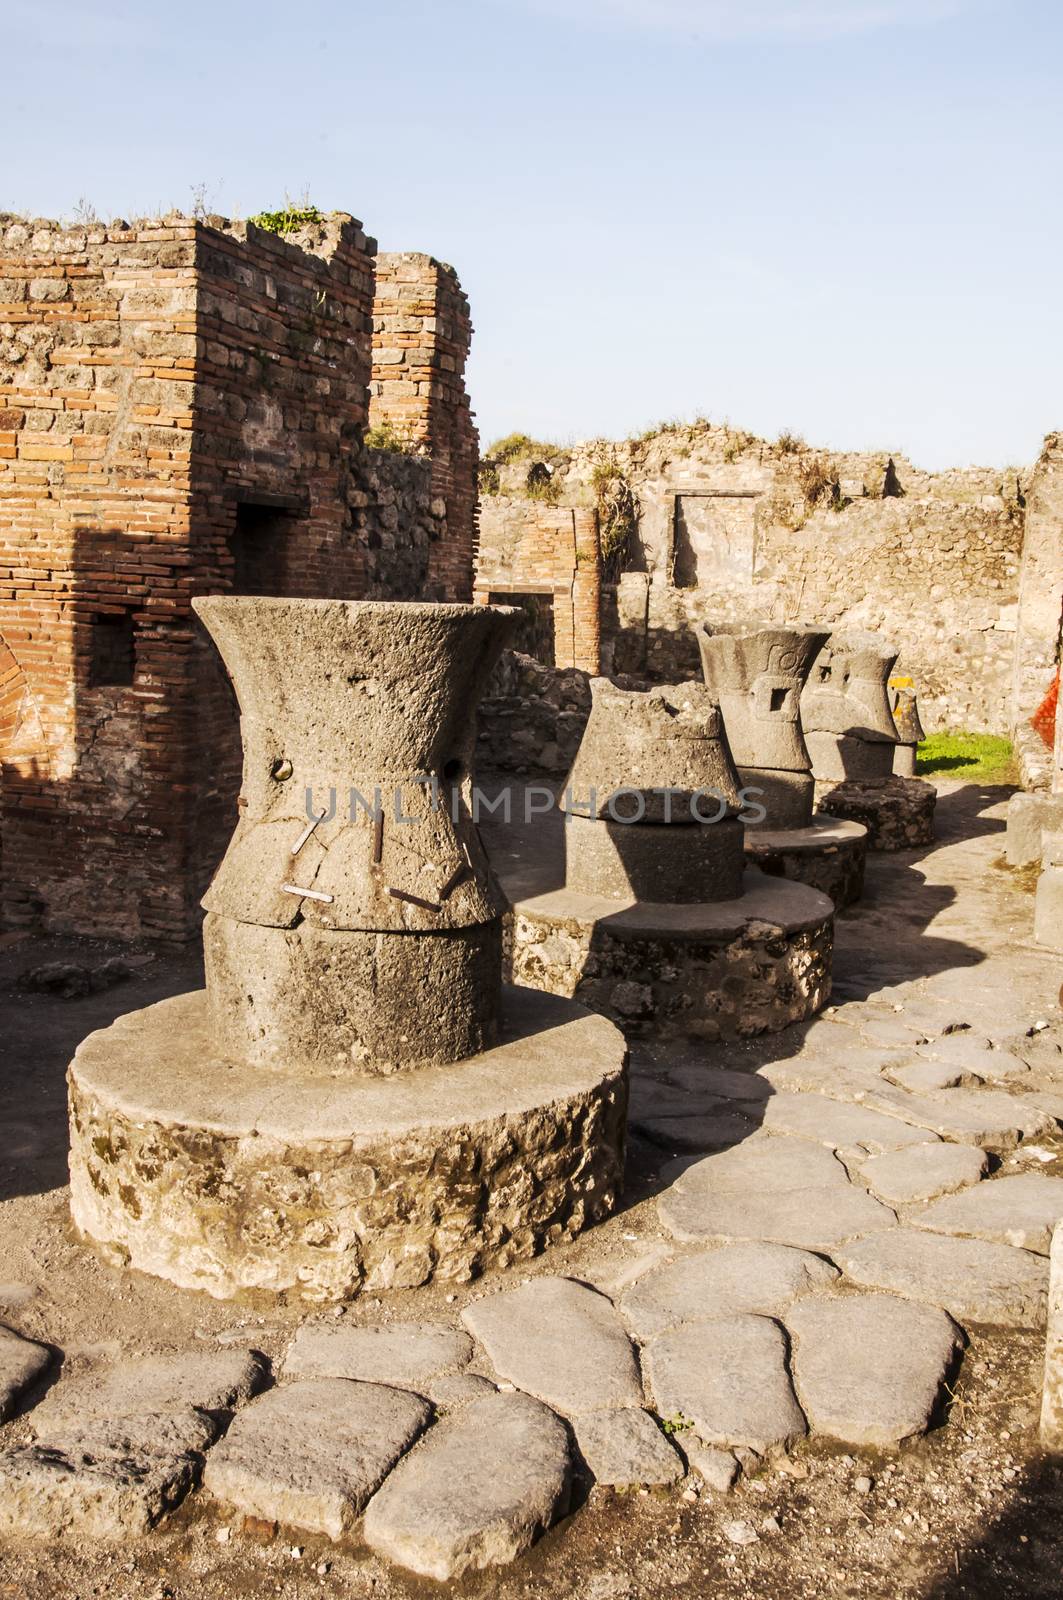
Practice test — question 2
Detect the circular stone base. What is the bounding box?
[508,870,833,1040]
[743,817,867,908]
[816,776,936,851]
[68,987,627,1304]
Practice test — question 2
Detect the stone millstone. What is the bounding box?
[858,1143,989,1205]
[0,1325,51,1422]
[362,1391,572,1581]
[573,1408,684,1487]
[786,1293,963,1447]
[462,1277,643,1416]
[913,1174,1063,1255]
[67,985,627,1302]
[30,1348,267,1435]
[619,1244,840,1339]
[645,1315,806,1454]
[283,1322,472,1391]
[836,1232,1049,1330]
[203,1379,431,1539]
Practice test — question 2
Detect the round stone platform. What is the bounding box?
[68,986,627,1304]
[816,775,936,851]
[743,816,867,908]
[508,869,833,1040]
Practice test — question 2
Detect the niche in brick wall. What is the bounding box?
[229,501,298,596]
[488,591,556,667]
[88,611,135,688]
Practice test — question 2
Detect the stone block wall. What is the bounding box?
[1013,433,1063,772]
[474,500,602,673]
[369,253,478,600]
[0,211,478,941]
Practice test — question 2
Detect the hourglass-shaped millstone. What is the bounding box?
[801,631,901,783]
[696,624,830,829]
[192,597,517,1073]
[559,680,746,902]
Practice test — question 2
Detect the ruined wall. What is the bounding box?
[1013,433,1063,773]
[0,211,470,941]
[474,501,602,673]
[478,426,1025,733]
[369,252,478,600]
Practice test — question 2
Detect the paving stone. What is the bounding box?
[660,1181,896,1252]
[858,1085,1055,1150]
[835,1232,1049,1329]
[461,1278,642,1416]
[662,1065,773,1103]
[427,1372,498,1410]
[757,1092,933,1156]
[686,1443,739,1491]
[203,1378,430,1540]
[786,1293,962,1447]
[918,1037,1028,1082]
[859,1016,931,1048]
[283,1321,472,1392]
[660,1135,852,1196]
[0,1430,201,1539]
[35,1409,217,1455]
[619,1244,840,1339]
[0,1326,51,1422]
[363,1391,572,1581]
[914,1174,1063,1255]
[645,1316,806,1455]
[859,1143,989,1205]
[573,1408,684,1487]
[31,1347,267,1434]
[887,1059,969,1094]
[756,1056,894,1102]
[633,1108,758,1153]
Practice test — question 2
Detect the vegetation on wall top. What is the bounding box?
[249,203,326,236]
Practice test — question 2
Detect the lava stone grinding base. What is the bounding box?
[816,776,936,851]
[508,869,833,1040]
[68,987,627,1303]
[743,817,868,908]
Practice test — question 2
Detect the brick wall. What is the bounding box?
[369,252,478,600]
[474,500,602,673]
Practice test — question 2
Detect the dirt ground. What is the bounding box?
[1,778,1062,1599]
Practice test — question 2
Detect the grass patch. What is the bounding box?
[248,202,325,236]
[916,732,1016,784]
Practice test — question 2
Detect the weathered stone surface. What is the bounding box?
[660,1159,896,1251]
[68,985,627,1302]
[0,1433,200,1540]
[919,1036,1029,1081]
[659,1135,852,1196]
[858,1143,989,1205]
[462,1277,642,1416]
[573,1408,684,1487]
[427,1372,498,1410]
[914,1174,1063,1254]
[697,625,828,782]
[1040,1221,1063,1446]
[363,1392,572,1581]
[786,1293,962,1447]
[203,1379,430,1539]
[816,776,936,851]
[887,1059,968,1094]
[633,1107,757,1154]
[0,1326,51,1422]
[31,1348,266,1435]
[283,1321,472,1391]
[757,1092,932,1156]
[743,817,867,907]
[645,1316,806,1454]
[686,1444,739,1492]
[859,1083,1054,1150]
[802,631,899,783]
[836,1232,1049,1329]
[563,811,746,906]
[619,1244,839,1339]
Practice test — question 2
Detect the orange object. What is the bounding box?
[1032,669,1060,749]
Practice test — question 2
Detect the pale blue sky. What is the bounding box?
[9,0,1061,468]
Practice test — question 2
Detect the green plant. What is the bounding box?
[478,460,501,495]
[915,732,1016,784]
[249,202,325,236]
[660,1413,696,1436]
[364,420,417,454]
[775,429,806,455]
[591,462,639,581]
[525,460,561,503]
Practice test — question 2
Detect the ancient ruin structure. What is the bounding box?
[697,622,867,908]
[506,678,834,1039]
[802,632,936,851]
[65,598,627,1301]
[0,212,479,943]
[889,676,926,777]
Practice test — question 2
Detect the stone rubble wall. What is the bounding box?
[1012,433,1063,750]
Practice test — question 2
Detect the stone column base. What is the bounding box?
[68,987,627,1303]
[815,776,936,851]
[743,816,867,908]
[508,869,833,1041]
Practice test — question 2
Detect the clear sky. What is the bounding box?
[9,0,1062,469]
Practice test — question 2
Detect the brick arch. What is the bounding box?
[0,634,50,776]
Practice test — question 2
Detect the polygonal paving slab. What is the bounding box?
[660,1182,897,1252]
[659,1136,852,1196]
[913,1173,1063,1255]
[619,1244,839,1339]
[835,1232,1049,1329]
[786,1293,963,1447]
[363,1391,572,1581]
[0,1326,51,1422]
[203,1378,431,1540]
[461,1278,642,1416]
[858,1085,1054,1150]
[858,1142,989,1205]
[644,1315,806,1454]
[283,1321,473,1391]
[573,1408,684,1487]
[756,1092,934,1156]
[30,1348,267,1434]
